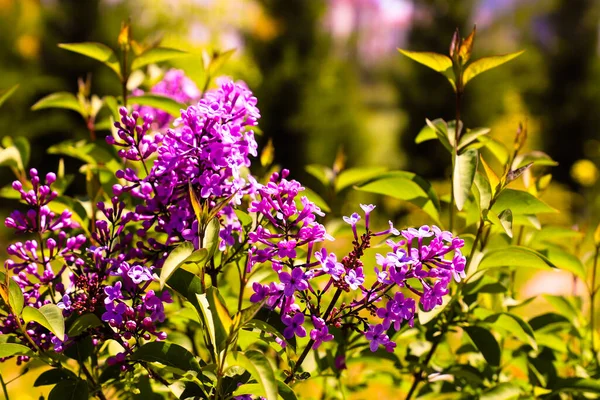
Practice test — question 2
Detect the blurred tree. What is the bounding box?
[528,0,600,185]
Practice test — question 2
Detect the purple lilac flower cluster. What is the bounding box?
[2,169,85,359]
[111,77,260,252]
[134,68,201,129]
[249,194,465,353]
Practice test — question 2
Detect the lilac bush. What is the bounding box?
[0,24,596,400]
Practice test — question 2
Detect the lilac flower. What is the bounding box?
[250,282,269,303]
[310,317,334,349]
[282,313,307,339]
[344,267,365,290]
[343,212,361,239]
[279,268,309,296]
[127,265,153,285]
[102,302,127,326]
[365,324,393,352]
[104,282,123,304]
[314,248,345,280]
[360,203,376,229]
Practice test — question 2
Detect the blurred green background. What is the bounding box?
[1,1,600,398]
[1,0,600,223]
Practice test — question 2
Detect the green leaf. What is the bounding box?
[463,326,501,366]
[277,380,298,400]
[398,49,454,87]
[480,382,521,400]
[539,245,586,279]
[67,313,103,337]
[132,341,201,372]
[202,217,221,259]
[0,146,22,169]
[197,287,232,355]
[34,368,76,386]
[497,209,513,238]
[453,148,478,211]
[131,47,189,70]
[58,42,121,78]
[473,172,492,211]
[464,275,507,295]
[0,343,32,358]
[47,140,114,165]
[550,378,600,395]
[48,379,89,400]
[13,137,30,169]
[512,151,558,169]
[0,84,19,108]
[458,127,490,152]
[335,166,388,192]
[486,313,537,350]
[22,304,66,341]
[463,51,525,85]
[227,350,278,400]
[356,171,441,224]
[167,268,204,309]
[425,118,452,151]
[491,189,557,215]
[0,272,24,315]
[128,94,185,117]
[479,136,509,165]
[415,124,437,144]
[479,246,556,271]
[305,164,333,188]
[31,92,84,115]
[160,242,208,289]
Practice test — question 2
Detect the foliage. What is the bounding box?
[0,22,598,400]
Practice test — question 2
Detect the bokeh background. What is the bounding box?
[1,0,600,398]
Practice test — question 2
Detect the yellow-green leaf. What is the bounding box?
[453,149,479,211]
[463,50,525,85]
[131,47,189,71]
[128,94,185,117]
[59,42,121,78]
[0,84,19,108]
[398,49,453,72]
[32,92,84,115]
[23,304,66,341]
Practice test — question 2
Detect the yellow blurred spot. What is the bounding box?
[0,0,12,12]
[570,159,598,187]
[16,34,40,59]
[249,6,279,41]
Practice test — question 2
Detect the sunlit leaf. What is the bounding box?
[425,118,452,151]
[0,343,32,358]
[458,127,490,152]
[479,246,555,271]
[59,42,121,78]
[131,47,188,70]
[31,92,84,115]
[550,378,600,395]
[491,189,557,215]
[299,187,331,213]
[463,51,525,85]
[480,382,521,400]
[335,166,388,192]
[356,171,441,224]
[197,287,232,355]
[160,242,208,289]
[227,350,278,400]
[512,151,558,169]
[398,50,454,80]
[538,245,586,279]
[486,313,537,350]
[418,296,450,325]
[453,149,478,211]
[0,272,24,315]
[22,304,66,341]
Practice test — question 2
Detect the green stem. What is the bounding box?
[591,245,599,360]
[405,338,441,400]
